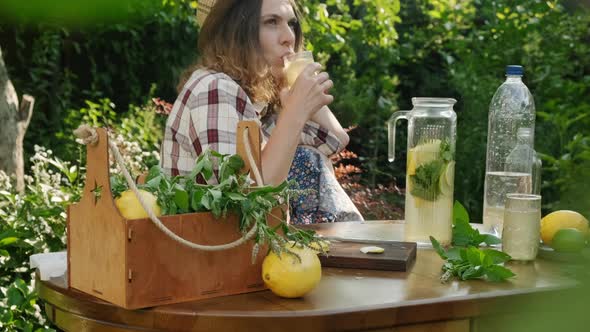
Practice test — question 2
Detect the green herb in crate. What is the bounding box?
[111,149,324,257]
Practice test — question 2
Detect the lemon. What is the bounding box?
[407,180,425,208]
[262,243,322,298]
[115,189,161,220]
[540,210,589,245]
[360,246,385,254]
[412,140,441,167]
[438,161,455,197]
[407,149,417,175]
[551,228,586,253]
[445,160,455,186]
[412,194,426,209]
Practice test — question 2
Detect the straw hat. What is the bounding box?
[196,0,216,26]
[197,0,246,27]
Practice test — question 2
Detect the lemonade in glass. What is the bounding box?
[284,51,314,88]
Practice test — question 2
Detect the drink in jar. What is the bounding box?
[284,51,314,88]
[404,139,455,245]
[502,194,541,261]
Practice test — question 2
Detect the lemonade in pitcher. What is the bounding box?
[404,139,455,244]
[388,98,457,245]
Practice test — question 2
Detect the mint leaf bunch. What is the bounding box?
[410,159,444,201]
[429,201,515,283]
[430,236,515,283]
[408,139,453,201]
[452,201,501,247]
[110,173,128,198]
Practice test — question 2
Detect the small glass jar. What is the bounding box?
[502,193,541,261]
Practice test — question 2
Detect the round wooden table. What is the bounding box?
[38,222,576,331]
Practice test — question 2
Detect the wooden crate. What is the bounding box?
[67,122,281,309]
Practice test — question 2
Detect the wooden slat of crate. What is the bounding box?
[125,212,271,309]
[68,127,128,307]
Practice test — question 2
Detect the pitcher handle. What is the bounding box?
[387,111,410,162]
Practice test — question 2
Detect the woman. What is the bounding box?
[161,0,363,223]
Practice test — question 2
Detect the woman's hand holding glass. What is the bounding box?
[280,62,334,122]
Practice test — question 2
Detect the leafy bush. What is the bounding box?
[0,147,80,331]
[302,0,403,188]
[332,147,404,220]
[438,0,590,219]
[383,0,590,220]
[302,0,589,220]
[57,94,167,169]
[0,1,198,164]
[0,99,165,330]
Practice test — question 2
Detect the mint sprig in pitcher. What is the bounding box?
[388,98,457,245]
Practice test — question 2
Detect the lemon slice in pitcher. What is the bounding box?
[439,161,455,197]
[407,140,442,175]
[413,140,441,167]
[407,149,417,175]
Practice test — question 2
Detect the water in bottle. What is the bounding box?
[483,65,536,236]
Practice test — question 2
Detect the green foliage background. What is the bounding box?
[0,1,198,163]
[2,0,588,219]
[0,0,589,330]
[302,0,590,220]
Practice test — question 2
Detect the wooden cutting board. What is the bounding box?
[319,240,417,272]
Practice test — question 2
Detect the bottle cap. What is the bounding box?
[505,65,524,76]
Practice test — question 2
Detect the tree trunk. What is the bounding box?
[0,45,34,193]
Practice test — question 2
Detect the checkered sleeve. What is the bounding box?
[260,113,344,157]
[299,120,344,157]
[160,71,260,184]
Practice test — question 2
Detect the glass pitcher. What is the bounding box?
[388,98,457,245]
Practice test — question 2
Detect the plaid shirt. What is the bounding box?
[160,69,344,184]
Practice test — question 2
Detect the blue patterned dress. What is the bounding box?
[287,146,364,225]
[258,109,364,225]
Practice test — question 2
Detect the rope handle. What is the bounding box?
[74,124,264,251]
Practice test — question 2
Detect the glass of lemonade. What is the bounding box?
[502,193,541,261]
[284,51,314,88]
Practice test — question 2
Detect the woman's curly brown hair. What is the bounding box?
[178,0,304,105]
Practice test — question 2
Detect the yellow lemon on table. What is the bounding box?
[262,243,322,298]
[540,210,589,245]
[115,189,161,220]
